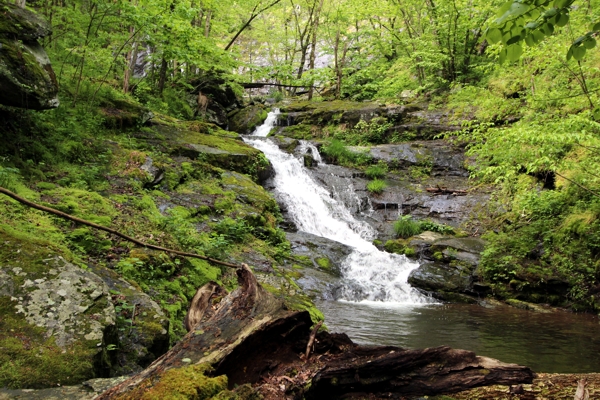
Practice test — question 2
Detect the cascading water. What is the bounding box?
[239,111,600,373]
[245,109,431,304]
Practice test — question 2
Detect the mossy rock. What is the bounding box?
[137,123,272,182]
[88,263,170,376]
[227,105,268,134]
[384,239,416,257]
[113,363,229,400]
[408,260,474,294]
[0,38,58,109]
[100,98,153,129]
[0,3,51,41]
[0,228,116,388]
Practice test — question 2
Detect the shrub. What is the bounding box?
[367,179,387,194]
[419,220,455,235]
[321,139,370,166]
[365,163,387,179]
[393,215,423,238]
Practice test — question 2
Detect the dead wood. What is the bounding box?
[0,186,241,269]
[184,281,227,331]
[305,320,323,360]
[99,264,535,399]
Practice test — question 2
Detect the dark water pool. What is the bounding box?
[316,300,600,373]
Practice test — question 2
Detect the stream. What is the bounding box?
[244,110,600,373]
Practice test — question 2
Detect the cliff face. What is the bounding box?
[0,3,59,109]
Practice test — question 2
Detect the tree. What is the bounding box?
[486,0,600,63]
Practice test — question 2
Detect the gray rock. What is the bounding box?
[0,4,58,109]
[286,231,353,277]
[0,377,127,400]
[2,256,115,349]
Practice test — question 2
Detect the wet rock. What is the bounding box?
[360,140,468,177]
[0,4,59,109]
[286,231,353,277]
[228,105,268,134]
[407,237,487,302]
[270,136,299,153]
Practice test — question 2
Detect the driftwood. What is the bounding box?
[426,185,468,196]
[98,265,535,399]
[0,186,241,269]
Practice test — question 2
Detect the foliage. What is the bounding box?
[393,215,423,238]
[486,0,600,63]
[366,179,387,194]
[365,163,388,179]
[392,215,455,238]
[320,139,371,166]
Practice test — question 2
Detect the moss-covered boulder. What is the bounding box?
[138,122,273,183]
[0,3,58,109]
[407,236,487,303]
[0,228,115,388]
[227,105,268,134]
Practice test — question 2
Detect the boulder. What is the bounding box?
[0,3,58,109]
[0,227,170,388]
[227,105,268,134]
[286,231,353,277]
[408,236,488,302]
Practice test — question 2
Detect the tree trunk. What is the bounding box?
[307,0,324,100]
[157,57,168,94]
[98,266,535,399]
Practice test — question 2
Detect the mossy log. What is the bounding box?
[98,265,535,399]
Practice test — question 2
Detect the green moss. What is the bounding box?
[116,363,228,400]
[315,257,331,270]
[279,124,313,139]
[0,297,95,389]
[384,239,416,257]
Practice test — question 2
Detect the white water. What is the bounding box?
[245,110,431,305]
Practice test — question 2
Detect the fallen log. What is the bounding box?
[98,265,535,399]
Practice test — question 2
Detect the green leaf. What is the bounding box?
[572,45,586,60]
[541,23,554,35]
[584,37,596,49]
[510,2,530,16]
[507,43,523,61]
[487,27,503,44]
[499,48,508,64]
[532,29,546,44]
[525,21,539,29]
[525,34,535,46]
[553,0,571,8]
[593,22,600,31]
[507,35,522,45]
[497,1,513,17]
[555,13,569,27]
[567,46,573,60]
[543,7,558,18]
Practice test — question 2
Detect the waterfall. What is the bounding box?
[245,110,431,305]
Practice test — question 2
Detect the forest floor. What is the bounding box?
[446,372,600,399]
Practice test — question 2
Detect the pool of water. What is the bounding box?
[316,300,600,373]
